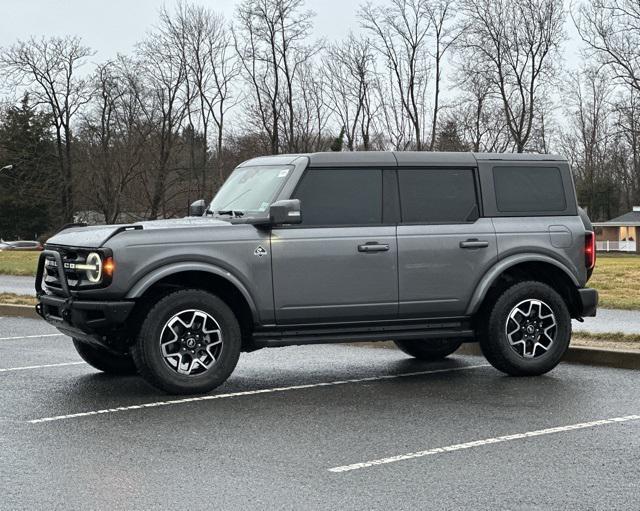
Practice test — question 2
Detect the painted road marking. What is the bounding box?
[0,361,84,373]
[0,333,66,341]
[26,364,489,424]
[328,414,640,473]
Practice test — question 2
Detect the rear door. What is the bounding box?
[271,167,398,324]
[396,167,498,317]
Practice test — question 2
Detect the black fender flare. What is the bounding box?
[125,262,259,319]
[466,254,580,315]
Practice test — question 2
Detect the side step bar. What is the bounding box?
[251,319,475,348]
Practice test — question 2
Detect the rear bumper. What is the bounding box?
[36,294,135,347]
[578,287,598,317]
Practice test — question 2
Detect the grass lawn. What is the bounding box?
[573,331,640,352]
[0,293,36,305]
[0,251,40,276]
[589,253,640,310]
[0,250,639,310]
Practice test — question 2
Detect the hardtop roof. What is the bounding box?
[238,151,566,168]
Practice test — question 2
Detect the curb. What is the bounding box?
[354,341,640,370]
[0,304,39,320]
[452,343,640,370]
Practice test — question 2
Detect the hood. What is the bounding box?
[46,217,231,249]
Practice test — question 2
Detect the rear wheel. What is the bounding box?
[131,289,241,395]
[394,338,463,361]
[479,281,571,376]
[73,339,137,375]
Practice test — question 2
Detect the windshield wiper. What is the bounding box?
[216,210,245,218]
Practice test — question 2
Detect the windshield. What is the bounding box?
[209,165,292,216]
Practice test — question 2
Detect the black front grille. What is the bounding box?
[44,249,87,291]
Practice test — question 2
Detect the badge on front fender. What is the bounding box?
[254,246,267,257]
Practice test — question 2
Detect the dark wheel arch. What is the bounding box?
[128,269,256,351]
[472,260,582,320]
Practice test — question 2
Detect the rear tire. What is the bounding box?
[479,281,571,376]
[394,338,463,361]
[73,339,137,375]
[131,289,241,395]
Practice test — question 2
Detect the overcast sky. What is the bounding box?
[0,0,363,60]
[1,0,582,65]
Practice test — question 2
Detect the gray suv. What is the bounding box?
[36,152,598,394]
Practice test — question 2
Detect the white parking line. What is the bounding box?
[26,364,489,424]
[328,414,640,473]
[0,333,66,341]
[0,361,84,373]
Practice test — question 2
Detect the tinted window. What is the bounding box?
[493,166,566,213]
[398,168,478,223]
[293,168,383,225]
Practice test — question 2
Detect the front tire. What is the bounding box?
[73,339,137,375]
[394,338,463,361]
[479,281,571,376]
[131,289,241,394]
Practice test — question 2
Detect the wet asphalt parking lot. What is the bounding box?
[0,315,638,510]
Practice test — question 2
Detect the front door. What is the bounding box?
[271,167,398,324]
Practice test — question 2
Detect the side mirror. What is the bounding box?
[189,199,206,217]
[269,199,302,225]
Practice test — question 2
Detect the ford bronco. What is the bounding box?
[36,152,598,394]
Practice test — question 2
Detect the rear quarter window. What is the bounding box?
[493,166,566,213]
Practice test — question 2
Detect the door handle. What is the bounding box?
[358,243,390,253]
[459,239,489,249]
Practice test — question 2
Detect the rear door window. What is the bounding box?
[398,168,479,223]
[493,166,566,213]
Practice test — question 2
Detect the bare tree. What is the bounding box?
[560,66,616,218]
[460,0,565,152]
[576,0,640,94]
[78,59,151,223]
[322,34,377,150]
[360,0,432,150]
[137,23,188,219]
[0,36,93,221]
[160,3,240,197]
[427,0,463,150]
[234,0,316,154]
[452,71,512,152]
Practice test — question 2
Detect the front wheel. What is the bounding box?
[479,281,571,376]
[131,289,241,395]
[394,338,463,361]
[73,339,137,375]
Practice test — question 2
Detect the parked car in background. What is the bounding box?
[3,240,44,251]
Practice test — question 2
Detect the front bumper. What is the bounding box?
[578,287,598,317]
[35,249,135,350]
[36,294,135,346]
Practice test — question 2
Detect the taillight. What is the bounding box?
[585,231,596,270]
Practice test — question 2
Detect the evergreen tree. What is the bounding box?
[435,120,469,152]
[330,126,345,152]
[0,94,58,239]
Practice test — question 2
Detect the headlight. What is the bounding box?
[85,252,102,283]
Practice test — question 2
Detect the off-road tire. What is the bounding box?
[131,289,241,394]
[479,281,571,376]
[394,338,463,361]
[73,339,137,375]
